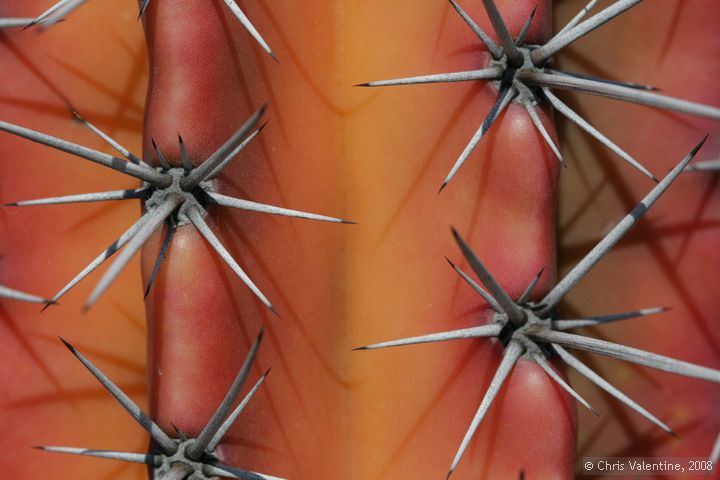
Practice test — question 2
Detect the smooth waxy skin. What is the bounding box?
[0,1,717,479]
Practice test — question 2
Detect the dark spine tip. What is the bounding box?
[692,135,710,156]
[31,446,46,451]
[354,82,371,87]
[269,52,279,64]
[4,202,18,207]
[444,256,456,269]
[352,346,368,351]
[58,336,75,353]
[341,219,358,225]
[263,367,272,376]
[258,120,270,132]
[437,181,449,195]
[268,305,281,317]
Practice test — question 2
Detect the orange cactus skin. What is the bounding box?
[140,0,575,478]
[0,1,718,480]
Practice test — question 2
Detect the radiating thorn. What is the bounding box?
[71,110,150,168]
[0,120,171,187]
[531,0,643,65]
[206,123,267,181]
[178,134,192,172]
[451,228,526,326]
[208,368,271,452]
[6,188,149,207]
[152,138,171,170]
[529,327,720,384]
[36,446,159,466]
[538,136,706,315]
[481,0,524,67]
[208,192,351,224]
[85,196,182,310]
[0,18,35,28]
[548,69,657,91]
[552,344,677,437]
[144,224,175,298]
[44,214,149,309]
[222,0,276,60]
[58,338,178,453]
[356,67,504,87]
[710,430,720,467]
[522,71,720,120]
[159,463,193,480]
[550,0,600,41]
[542,88,655,181]
[36,0,87,27]
[532,353,598,416]
[685,159,720,172]
[24,0,78,29]
[447,340,523,478]
[0,285,52,304]
[553,307,667,330]
[354,324,502,351]
[447,0,503,59]
[204,462,287,480]
[182,106,266,191]
[445,257,503,313]
[517,267,545,304]
[523,99,564,165]
[186,207,275,312]
[439,84,516,192]
[514,6,536,46]
[187,330,264,460]
[139,0,151,18]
